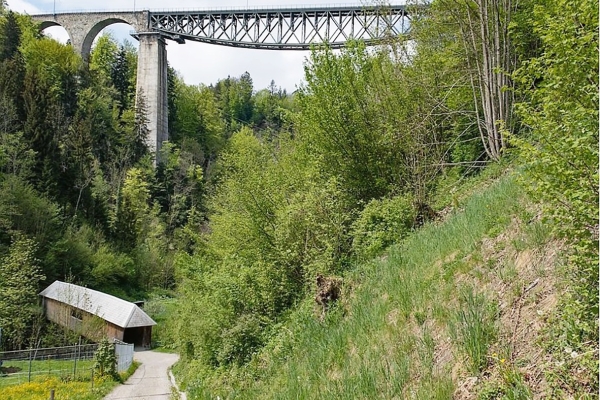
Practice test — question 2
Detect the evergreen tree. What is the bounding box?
[22,72,52,179]
[0,11,21,61]
[167,64,177,138]
[111,46,133,115]
[0,11,25,122]
[132,91,151,161]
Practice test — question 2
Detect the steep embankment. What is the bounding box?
[177,170,593,399]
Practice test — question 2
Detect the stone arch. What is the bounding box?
[37,20,73,44]
[81,13,145,59]
[81,17,138,60]
[31,12,148,61]
[38,20,61,31]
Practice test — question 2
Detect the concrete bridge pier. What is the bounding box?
[32,12,168,163]
[136,32,168,161]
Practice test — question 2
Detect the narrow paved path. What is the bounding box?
[105,350,181,400]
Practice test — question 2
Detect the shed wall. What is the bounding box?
[43,297,126,342]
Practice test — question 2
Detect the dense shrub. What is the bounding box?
[350,194,415,260]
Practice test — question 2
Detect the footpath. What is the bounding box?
[104,350,185,400]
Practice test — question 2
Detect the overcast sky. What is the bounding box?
[6,0,402,92]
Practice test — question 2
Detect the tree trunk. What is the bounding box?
[451,0,515,161]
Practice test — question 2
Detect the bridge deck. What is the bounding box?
[33,5,412,49]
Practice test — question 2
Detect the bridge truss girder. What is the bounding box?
[149,6,410,50]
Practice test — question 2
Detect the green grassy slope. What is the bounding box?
[178,168,593,399]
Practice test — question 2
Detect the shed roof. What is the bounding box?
[39,281,156,329]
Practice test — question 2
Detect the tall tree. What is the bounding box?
[0,234,45,350]
[423,0,516,160]
[171,77,226,168]
[0,11,21,61]
[22,72,55,186]
[299,43,408,202]
[89,34,118,85]
[214,72,255,134]
[0,11,25,122]
[111,45,136,115]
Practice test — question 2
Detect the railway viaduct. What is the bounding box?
[31,6,411,160]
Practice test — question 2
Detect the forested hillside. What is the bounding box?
[0,0,597,398]
[0,6,293,350]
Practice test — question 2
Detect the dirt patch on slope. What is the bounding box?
[451,215,564,399]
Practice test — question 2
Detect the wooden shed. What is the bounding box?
[39,281,156,348]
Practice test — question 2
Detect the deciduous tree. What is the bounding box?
[0,234,45,350]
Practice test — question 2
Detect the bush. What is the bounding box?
[512,0,598,394]
[350,194,415,260]
[217,314,266,365]
[94,338,117,380]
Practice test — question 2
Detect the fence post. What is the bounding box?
[28,348,32,383]
[91,368,94,390]
[73,344,76,379]
[49,389,55,400]
[73,338,81,380]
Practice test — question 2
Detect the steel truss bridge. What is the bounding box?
[31,4,413,162]
[149,5,410,49]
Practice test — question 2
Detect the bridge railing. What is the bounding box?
[32,3,409,15]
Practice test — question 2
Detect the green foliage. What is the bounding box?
[91,245,134,288]
[0,129,35,177]
[176,174,523,398]
[93,338,118,380]
[513,0,598,247]
[217,313,267,365]
[174,127,354,369]
[116,167,151,241]
[214,72,254,133]
[299,38,473,206]
[0,234,45,350]
[0,175,60,252]
[298,42,403,201]
[21,36,80,102]
[512,0,598,395]
[110,43,137,114]
[449,289,498,375]
[170,77,226,158]
[44,225,94,283]
[157,143,203,222]
[350,194,415,260]
[89,34,118,84]
[0,11,21,61]
[252,80,293,137]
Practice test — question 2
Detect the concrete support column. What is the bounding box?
[136,33,168,161]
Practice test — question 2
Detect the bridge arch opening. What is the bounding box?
[39,21,71,45]
[84,19,138,59]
